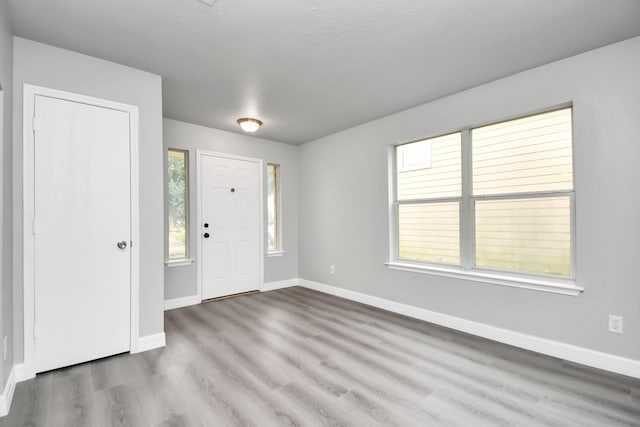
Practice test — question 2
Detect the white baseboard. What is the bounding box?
[163,280,301,310]
[134,332,166,353]
[164,294,201,311]
[13,364,30,383]
[298,279,640,379]
[0,365,17,417]
[260,278,299,292]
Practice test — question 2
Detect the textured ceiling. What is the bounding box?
[7,0,640,144]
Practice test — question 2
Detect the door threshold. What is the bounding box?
[203,289,259,303]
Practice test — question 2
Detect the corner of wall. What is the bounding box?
[0,0,15,396]
[0,364,17,417]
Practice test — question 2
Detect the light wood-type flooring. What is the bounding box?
[2,286,640,426]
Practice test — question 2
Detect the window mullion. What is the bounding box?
[460,128,473,270]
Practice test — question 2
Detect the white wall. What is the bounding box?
[299,36,640,360]
[12,38,165,363]
[163,118,299,301]
[0,0,13,387]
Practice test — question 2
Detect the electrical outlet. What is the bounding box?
[3,336,6,361]
[329,264,335,275]
[608,315,623,334]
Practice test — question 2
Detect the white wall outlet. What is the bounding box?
[608,315,623,334]
[329,264,335,275]
[3,336,7,361]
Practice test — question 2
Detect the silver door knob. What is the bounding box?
[117,241,127,249]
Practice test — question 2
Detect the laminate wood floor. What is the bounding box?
[2,286,640,426]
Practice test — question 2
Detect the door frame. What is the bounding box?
[196,150,264,301]
[22,84,140,378]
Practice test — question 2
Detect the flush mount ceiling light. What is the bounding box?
[237,118,263,133]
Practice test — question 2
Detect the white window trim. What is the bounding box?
[387,106,580,296]
[266,163,283,254]
[165,259,195,267]
[385,261,583,296]
[166,148,190,262]
[266,250,286,257]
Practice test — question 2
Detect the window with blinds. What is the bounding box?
[393,107,574,279]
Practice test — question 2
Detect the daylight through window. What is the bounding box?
[168,149,188,260]
[267,163,280,252]
[393,107,574,278]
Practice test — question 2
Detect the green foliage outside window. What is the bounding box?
[168,149,188,259]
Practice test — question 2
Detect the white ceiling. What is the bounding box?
[7,0,640,144]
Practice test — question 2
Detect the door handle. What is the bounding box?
[117,240,127,249]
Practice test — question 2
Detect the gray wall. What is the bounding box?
[163,118,299,300]
[12,38,165,365]
[298,36,640,360]
[0,0,13,386]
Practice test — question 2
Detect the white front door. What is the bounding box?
[200,153,262,299]
[33,95,131,373]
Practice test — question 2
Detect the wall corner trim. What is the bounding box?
[260,278,300,292]
[164,295,201,311]
[297,279,640,379]
[0,365,18,417]
[134,333,166,353]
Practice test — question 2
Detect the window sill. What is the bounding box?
[385,261,583,296]
[165,259,194,267]
[266,250,286,258]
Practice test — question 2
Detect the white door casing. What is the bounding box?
[197,151,263,300]
[22,85,140,379]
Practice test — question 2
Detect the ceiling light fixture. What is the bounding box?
[237,118,263,133]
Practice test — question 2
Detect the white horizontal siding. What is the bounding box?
[398,202,460,265]
[475,196,571,276]
[397,133,461,200]
[472,108,573,195]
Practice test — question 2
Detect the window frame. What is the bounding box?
[266,163,284,256]
[166,148,191,264]
[387,106,582,296]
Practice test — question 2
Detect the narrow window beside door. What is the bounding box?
[267,163,281,253]
[168,149,189,260]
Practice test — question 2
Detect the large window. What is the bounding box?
[267,163,280,252]
[168,149,188,260]
[392,107,574,281]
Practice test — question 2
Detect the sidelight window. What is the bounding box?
[267,163,281,253]
[168,149,189,260]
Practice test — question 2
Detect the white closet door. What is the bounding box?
[34,95,131,373]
